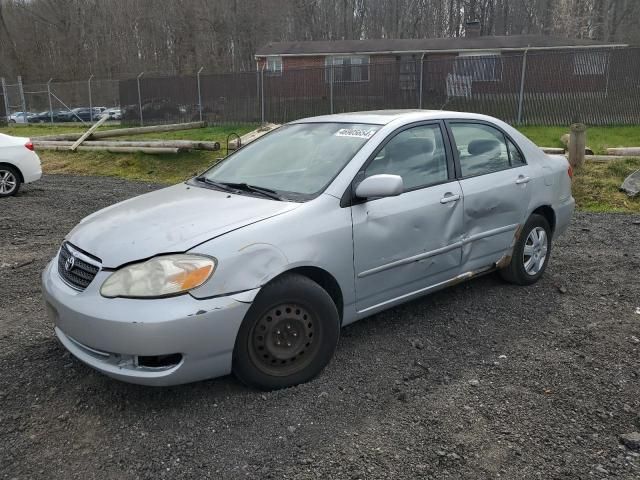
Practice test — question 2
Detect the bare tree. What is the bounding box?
[0,0,638,82]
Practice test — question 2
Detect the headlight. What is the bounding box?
[100,254,216,298]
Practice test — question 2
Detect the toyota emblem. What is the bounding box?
[65,255,76,272]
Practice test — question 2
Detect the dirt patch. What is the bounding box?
[1,175,639,479]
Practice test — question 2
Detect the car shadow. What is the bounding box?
[0,269,559,416]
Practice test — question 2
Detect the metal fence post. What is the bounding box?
[88,75,94,122]
[1,77,9,119]
[418,54,425,109]
[517,48,529,125]
[329,64,334,114]
[260,65,265,125]
[256,69,260,122]
[137,72,144,126]
[47,78,54,123]
[17,76,27,122]
[197,67,204,123]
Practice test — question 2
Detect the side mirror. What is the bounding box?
[355,174,404,199]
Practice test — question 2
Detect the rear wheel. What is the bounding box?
[499,214,551,285]
[233,273,340,390]
[0,165,21,198]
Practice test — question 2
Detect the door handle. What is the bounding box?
[516,176,531,185]
[440,193,461,204]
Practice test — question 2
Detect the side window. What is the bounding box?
[507,138,526,166]
[450,123,510,177]
[364,124,448,190]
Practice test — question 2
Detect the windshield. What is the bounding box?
[200,122,380,199]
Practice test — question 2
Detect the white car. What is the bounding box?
[98,107,122,120]
[8,112,35,124]
[0,134,42,197]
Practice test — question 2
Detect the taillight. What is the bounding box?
[567,164,573,178]
[25,141,34,151]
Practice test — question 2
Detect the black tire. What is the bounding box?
[233,273,340,390]
[0,165,21,198]
[499,214,552,285]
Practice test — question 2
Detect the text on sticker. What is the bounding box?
[335,128,376,139]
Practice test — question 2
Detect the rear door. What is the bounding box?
[351,122,464,313]
[446,121,532,270]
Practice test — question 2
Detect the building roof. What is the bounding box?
[256,35,627,57]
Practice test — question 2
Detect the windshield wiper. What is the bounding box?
[195,176,285,201]
[217,182,285,201]
[195,176,237,193]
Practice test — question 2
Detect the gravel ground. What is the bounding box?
[1,175,639,479]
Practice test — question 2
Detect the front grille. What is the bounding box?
[57,242,101,291]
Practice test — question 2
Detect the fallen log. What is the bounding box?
[34,139,220,151]
[606,147,640,157]
[34,121,206,141]
[228,123,280,150]
[540,147,565,154]
[579,155,627,162]
[35,144,182,154]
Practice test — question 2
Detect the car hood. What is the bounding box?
[67,183,301,268]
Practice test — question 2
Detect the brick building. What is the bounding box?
[254,28,628,98]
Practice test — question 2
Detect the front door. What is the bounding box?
[351,122,464,313]
[446,121,532,270]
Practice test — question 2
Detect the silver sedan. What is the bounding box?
[42,110,574,389]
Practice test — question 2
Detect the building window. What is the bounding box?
[325,56,370,83]
[265,56,282,76]
[399,56,418,90]
[573,51,608,75]
[455,52,502,82]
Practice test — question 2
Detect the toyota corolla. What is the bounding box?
[42,110,574,389]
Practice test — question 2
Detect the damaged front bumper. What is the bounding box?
[42,259,256,386]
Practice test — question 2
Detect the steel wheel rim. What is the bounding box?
[0,170,17,195]
[523,226,548,276]
[248,303,320,377]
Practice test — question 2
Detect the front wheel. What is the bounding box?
[499,214,552,285]
[233,274,340,390]
[0,165,21,197]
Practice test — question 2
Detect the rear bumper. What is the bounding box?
[21,151,42,184]
[553,196,575,239]
[42,258,254,386]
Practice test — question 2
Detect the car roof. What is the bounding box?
[290,109,501,125]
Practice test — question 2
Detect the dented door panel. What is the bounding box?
[352,182,464,312]
[458,166,532,269]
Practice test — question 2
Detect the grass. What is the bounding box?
[1,123,255,142]
[570,157,640,213]
[516,125,640,155]
[1,123,256,184]
[516,125,640,213]
[1,123,639,212]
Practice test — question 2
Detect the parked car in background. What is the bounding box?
[29,110,69,123]
[8,112,35,124]
[42,110,574,389]
[59,107,102,122]
[0,133,42,197]
[98,107,122,120]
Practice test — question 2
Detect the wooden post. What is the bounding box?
[70,114,108,151]
[568,123,586,168]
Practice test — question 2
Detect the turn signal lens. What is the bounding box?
[169,265,214,290]
[25,141,34,151]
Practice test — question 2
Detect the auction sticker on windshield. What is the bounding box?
[335,128,377,139]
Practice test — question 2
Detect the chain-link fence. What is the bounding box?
[1,76,119,125]
[3,46,640,127]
